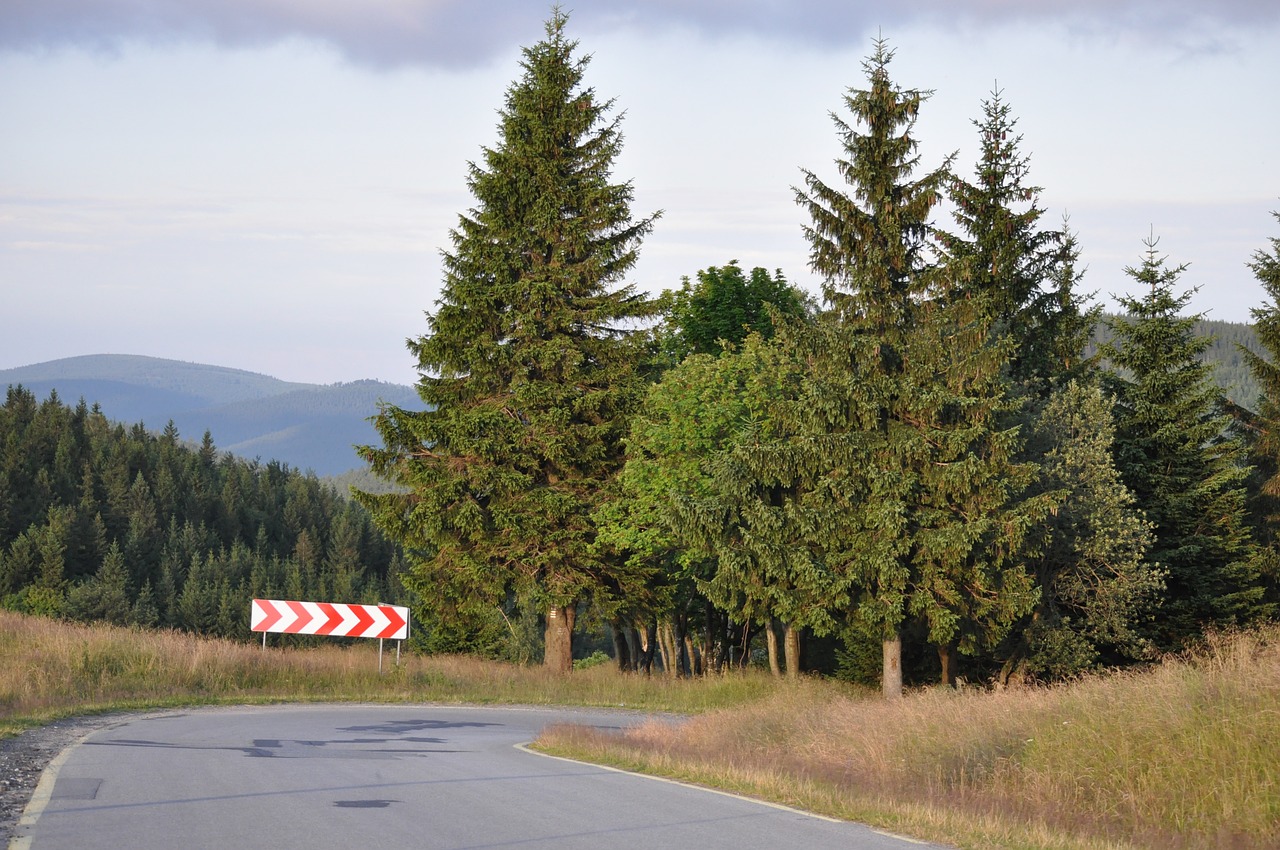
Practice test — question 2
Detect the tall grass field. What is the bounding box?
[2,610,1276,850]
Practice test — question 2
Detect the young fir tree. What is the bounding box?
[794,41,1049,695]
[1102,236,1266,650]
[1002,380,1161,682]
[356,10,659,673]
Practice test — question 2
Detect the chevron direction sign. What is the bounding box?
[251,599,409,641]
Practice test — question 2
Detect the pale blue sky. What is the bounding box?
[2,1,1278,385]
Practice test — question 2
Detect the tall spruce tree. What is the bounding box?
[356,10,659,672]
[1102,236,1266,650]
[943,89,1094,396]
[1237,210,1280,607]
[794,41,1049,695]
[794,39,947,697]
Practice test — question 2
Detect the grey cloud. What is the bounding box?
[2,0,1276,69]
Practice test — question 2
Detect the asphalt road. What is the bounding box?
[11,704,944,850]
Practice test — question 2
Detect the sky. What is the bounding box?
[2,1,1278,386]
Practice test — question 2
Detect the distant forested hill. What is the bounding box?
[1089,317,1264,408]
[0,326,1265,477]
[0,355,420,477]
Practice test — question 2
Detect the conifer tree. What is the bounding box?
[1103,236,1267,649]
[1236,210,1280,606]
[1002,380,1161,681]
[357,9,658,672]
[794,41,1049,695]
[66,541,133,626]
[944,89,1095,396]
[793,39,946,696]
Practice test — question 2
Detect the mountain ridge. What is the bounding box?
[0,355,420,477]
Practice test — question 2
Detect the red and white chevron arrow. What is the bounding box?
[251,599,409,640]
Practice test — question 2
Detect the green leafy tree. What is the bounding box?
[658,261,810,362]
[612,332,836,677]
[357,10,659,672]
[1103,236,1268,650]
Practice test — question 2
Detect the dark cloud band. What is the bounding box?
[2,0,1276,68]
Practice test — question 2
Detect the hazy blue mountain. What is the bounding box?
[1,319,1263,477]
[0,355,420,477]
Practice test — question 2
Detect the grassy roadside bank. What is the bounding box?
[534,627,1280,850]
[3,610,1276,849]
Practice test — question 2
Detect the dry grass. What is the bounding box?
[6,610,1276,849]
[0,610,775,736]
[535,627,1280,850]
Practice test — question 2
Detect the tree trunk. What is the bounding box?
[638,621,657,675]
[704,601,723,674]
[684,632,701,677]
[543,605,575,674]
[738,621,756,669]
[673,614,690,677]
[938,642,956,688]
[623,624,642,673]
[657,621,676,676]
[882,632,903,699]
[784,622,801,680]
[610,620,632,672]
[766,619,781,677]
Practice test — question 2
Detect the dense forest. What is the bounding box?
[0,387,407,639]
[1090,317,1263,408]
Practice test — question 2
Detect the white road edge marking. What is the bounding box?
[7,729,97,850]
[514,743,938,846]
[514,742,840,822]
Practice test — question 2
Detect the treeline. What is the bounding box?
[357,13,1280,690]
[0,387,406,638]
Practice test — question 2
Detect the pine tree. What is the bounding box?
[1103,236,1267,649]
[793,38,946,696]
[65,541,133,626]
[357,9,659,672]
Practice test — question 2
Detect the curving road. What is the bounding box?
[10,704,943,849]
